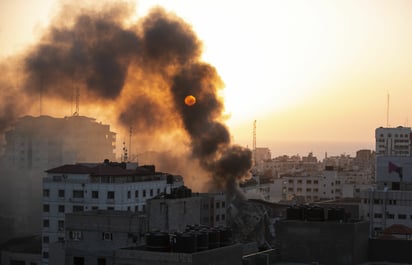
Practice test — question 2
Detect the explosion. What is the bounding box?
[184,95,196,106]
[0,2,252,197]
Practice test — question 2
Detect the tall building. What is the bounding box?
[4,115,116,169]
[360,126,412,236]
[0,115,117,240]
[41,160,183,265]
[375,126,412,156]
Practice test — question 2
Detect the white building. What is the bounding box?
[41,160,183,265]
[359,126,412,236]
[375,126,412,156]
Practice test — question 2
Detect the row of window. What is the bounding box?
[370,213,412,220]
[379,133,410,138]
[288,180,319,184]
[43,188,162,199]
[202,201,226,209]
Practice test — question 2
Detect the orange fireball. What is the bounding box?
[184,95,196,106]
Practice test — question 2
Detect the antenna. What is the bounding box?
[253,120,257,166]
[122,141,128,162]
[39,86,43,116]
[73,85,80,116]
[386,93,390,127]
[129,126,132,161]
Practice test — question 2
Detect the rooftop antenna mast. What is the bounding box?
[39,86,43,116]
[129,126,132,161]
[122,141,128,162]
[386,93,390,127]
[73,85,80,116]
[253,120,257,166]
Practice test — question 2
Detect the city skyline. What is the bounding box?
[1,0,411,157]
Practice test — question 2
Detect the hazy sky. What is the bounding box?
[1,0,411,157]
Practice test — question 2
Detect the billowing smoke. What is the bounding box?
[0,2,251,196]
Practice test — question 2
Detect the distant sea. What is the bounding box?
[263,140,375,159]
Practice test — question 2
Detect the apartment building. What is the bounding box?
[359,127,412,236]
[42,160,183,264]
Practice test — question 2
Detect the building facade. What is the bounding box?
[42,161,183,265]
[147,187,227,232]
[359,126,412,236]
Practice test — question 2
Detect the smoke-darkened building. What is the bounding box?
[276,206,369,265]
[4,115,116,169]
[147,186,227,232]
[0,115,117,242]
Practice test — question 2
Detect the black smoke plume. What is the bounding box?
[0,2,252,196]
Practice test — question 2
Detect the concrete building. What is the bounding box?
[0,115,117,239]
[4,115,116,169]
[113,244,243,265]
[42,161,183,265]
[360,127,412,236]
[49,210,147,265]
[147,186,227,232]
[276,217,369,265]
[0,235,42,265]
[375,126,412,156]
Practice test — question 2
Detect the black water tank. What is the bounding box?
[208,229,220,249]
[306,206,325,221]
[195,230,209,251]
[219,227,233,247]
[173,232,197,253]
[146,232,170,252]
[286,206,303,220]
[327,207,345,221]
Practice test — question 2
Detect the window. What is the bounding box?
[58,237,64,242]
[92,206,98,210]
[10,260,25,265]
[222,201,226,208]
[58,205,65,213]
[43,236,49,243]
[107,207,114,210]
[306,180,312,184]
[92,191,99,199]
[107,191,115,199]
[314,180,318,184]
[43,189,50,197]
[69,231,83,240]
[43,204,50,212]
[58,189,65,198]
[297,180,302,184]
[73,256,84,265]
[102,232,113,241]
[150,189,153,196]
[73,190,84,198]
[58,220,64,231]
[43,219,49,228]
[135,190,139,198]
[222,214,225,220]
[374,213,383,218]
[398,214,407,219]
[216,202,220,208]
[157,188,160,195]
[73,205,84,212]
[97,258,107,265]
[387,214,395,219]
[143,190,146,197]
[216,215,220,221]
[42,252,49,259]
[127,191,131,199]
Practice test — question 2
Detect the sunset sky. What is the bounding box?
[1,0,411,158]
